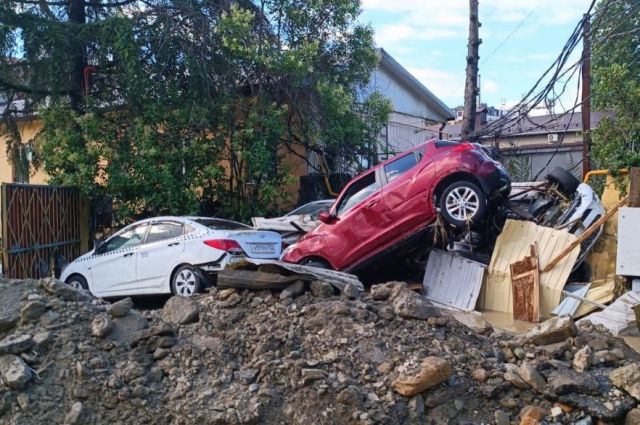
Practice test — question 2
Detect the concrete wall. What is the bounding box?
[0,119,48,185]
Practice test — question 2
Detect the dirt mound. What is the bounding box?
[0,277,639,424]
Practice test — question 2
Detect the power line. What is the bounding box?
[481,9,535,65]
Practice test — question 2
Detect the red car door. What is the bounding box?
[382,149,437,235]
[322,169,393,269]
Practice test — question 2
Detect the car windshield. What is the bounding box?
[192,218,252,230]
[336,172,378,217]
[286,201,334,217]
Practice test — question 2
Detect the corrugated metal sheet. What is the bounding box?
[478,219,580,318]
[551,283,591,317]
[423,250,485,311]
[579,291,640,336]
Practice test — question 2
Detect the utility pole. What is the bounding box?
[581,13,591,178]
[68,0,86,112]
[461,0,481,141]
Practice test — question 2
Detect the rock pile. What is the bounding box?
[0,277,639,424]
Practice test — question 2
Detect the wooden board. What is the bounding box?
[510,244,540,323]
[423,250,485,311]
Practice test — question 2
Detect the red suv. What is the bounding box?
[281,139,511,272]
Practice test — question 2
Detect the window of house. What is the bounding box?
[336,172,378,217]
[384,153,418,184]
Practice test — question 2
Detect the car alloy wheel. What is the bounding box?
[174,268,198,297]
[445,186,480,221]
[68,280,84,290]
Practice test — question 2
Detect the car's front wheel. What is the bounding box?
[171,265,202,297]
[439,181,487,228]
[66,274,89,291]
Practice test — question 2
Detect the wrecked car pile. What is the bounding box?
[2,276,640,424]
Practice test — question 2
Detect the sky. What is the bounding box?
[359,0,591,113]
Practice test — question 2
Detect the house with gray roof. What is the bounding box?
[358,48,454,161]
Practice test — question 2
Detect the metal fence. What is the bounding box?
[1,183,88,279]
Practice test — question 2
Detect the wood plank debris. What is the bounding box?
[509,244,540,323]
[543,196,628,272]
[423,250,485,311]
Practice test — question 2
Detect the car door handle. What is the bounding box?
[366,199,379,208]
[168,242,180,247]
[123,252,134,257]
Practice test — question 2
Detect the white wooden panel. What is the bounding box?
[617,207,640,276]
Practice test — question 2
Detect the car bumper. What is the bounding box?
[477,165,511,196]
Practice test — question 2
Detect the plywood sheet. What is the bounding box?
[510,245,539,322]
[478,220,580,318]
[423,250,485,311]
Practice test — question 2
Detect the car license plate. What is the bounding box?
[250,243,275,254]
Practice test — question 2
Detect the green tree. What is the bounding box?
[591,0,640,171]
[0,0,390,222]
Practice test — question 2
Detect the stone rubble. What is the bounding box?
[0,276,638,424]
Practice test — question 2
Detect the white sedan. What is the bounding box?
[60,216,282,297]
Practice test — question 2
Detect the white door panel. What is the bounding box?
[89,223,149,296]
[136,222,186,292]
[89,251,138,296]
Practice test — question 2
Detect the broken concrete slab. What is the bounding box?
[0,354,32,389]
[610,363,640,400]
[162,296,199,325]
[525,316,577,346]
[392,357,451,396]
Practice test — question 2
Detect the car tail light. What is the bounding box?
[204,239,244,253]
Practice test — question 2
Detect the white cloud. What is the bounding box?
[482,78,500,95]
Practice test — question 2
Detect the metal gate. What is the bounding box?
[1,183,88,279]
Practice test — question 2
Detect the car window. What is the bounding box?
[384,153,418,184]
[336,173,378,217]
[146,222,184,244]
[101,224,148,253]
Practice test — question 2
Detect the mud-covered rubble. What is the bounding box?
[0,278,640,424]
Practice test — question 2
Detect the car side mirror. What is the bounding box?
[93,240,104,254]
[319,211,336,224]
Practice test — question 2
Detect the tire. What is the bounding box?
[439,181,487,228]
[171,265,202,297]
[546,167,580,196]
[302,259,332,270]
[66,274,88,291]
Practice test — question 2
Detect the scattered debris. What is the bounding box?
[0,275,639,424]
[579,291,640,336]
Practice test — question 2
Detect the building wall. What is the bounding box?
[491,133,583,181]
[361,67,445,122]
[0,118,48,185]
